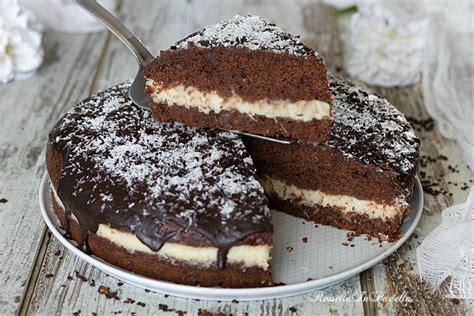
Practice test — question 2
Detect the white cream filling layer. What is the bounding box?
[259,176,406,220]
[96,224,271,269]
[147,79,330,121]
[50,182,271,269]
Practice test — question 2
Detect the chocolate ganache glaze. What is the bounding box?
[48,83,272,269]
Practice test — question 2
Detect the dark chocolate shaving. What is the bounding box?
[326,76,420,184]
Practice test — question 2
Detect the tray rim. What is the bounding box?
[38,172,423,301]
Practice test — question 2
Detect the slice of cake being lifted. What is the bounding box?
[144,14,332,142]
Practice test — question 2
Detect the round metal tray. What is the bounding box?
[39,173,423,301]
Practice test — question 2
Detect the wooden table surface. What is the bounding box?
[1,0,473,315]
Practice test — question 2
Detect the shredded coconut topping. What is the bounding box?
[328,76,420,180]
[173,14,315,57]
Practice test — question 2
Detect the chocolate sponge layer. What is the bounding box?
[244,137,405,204]
[145,45,332,104]
[150,101,332,143]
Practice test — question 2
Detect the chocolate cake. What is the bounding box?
[244,76,420,241]
[46,83,273,288]
[144,14,332,142]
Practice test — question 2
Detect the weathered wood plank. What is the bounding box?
[0,29,110,314]
[28,247,363,315]
[367,85,474,315]
[318,9,474,314]
[26,1,365,315]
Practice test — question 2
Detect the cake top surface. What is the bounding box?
[173,14,315,57]
[328,76,420,181]
[49,83,271,267]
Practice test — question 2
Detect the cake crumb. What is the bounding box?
[98,285,119,300]
[45,273,54,278]
[75,270,88,282]
[198,309,221,316]
[302,237,308,243]
[286,245,294,252]
[289,306,297,313]
[159,304,173,312]
[0,198,7,203]
[347,231,360,241]
[406,117,435,132]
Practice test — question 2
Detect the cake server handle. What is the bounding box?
[75,0,154,67]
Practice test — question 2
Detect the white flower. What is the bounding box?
[347,1,429,87]
[0,0,43,83]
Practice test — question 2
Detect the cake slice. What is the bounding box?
[244,76,420,241]
[144,14,332,142]
[46,83,273,287]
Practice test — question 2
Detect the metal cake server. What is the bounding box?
[75,0,294,144]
